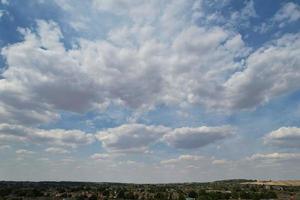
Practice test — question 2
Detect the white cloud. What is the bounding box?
[264,127,300,148]
[273,2,300,27]
[16,149,35,155]
[163,126,234,149]
[0,123,94,148]
[96,124,234,152]
[247,152,300,162]
[45,147,70,154]
[1,20,167,125]
[157,152,300,182]
[1,5,298,126]
[224,33,300,110]
[96,124,170,153]
[35,129,94,148]
[160,154,205,165]
[0,10,6,18]
[90,153,110,160]
[230,0,257,28]
[0,144,10,150]
[93,0,160,24]
[212,159,229,165]
[0,0,9,5]
[2,20,100,114]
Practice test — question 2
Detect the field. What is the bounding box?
[242,180,300,187]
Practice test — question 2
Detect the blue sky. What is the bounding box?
[0,0,300,183]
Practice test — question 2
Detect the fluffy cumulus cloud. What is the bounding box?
[224,33,300,109]
[273,2,300,27]
[0,124,94,148]
[1,0,300,129]
[1,14,299,129]
[1,20,166,126]
[163,126,234,149]
[264,127,300,148]
[96,124,170,153]
[96,124,234,152]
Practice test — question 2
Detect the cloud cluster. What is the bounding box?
[16,149,35,155]
[264,127,300,149]
[156,151,300,182]
[0,123,94,148]
[247,152,300,162]
[163,126,234,149]
[96,124,170,153]
[160,154,206,165]
[45,147,70,154]
[96,124,234,153]
[1,122,233,153]
[224,33,300,109]
[1,10,299,129]
[273,2,300,27]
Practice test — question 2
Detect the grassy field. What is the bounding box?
[242,180,300,186]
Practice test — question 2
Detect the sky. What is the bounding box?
[0,0,300,183]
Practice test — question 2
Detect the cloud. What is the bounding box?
[0,123,94,148]
[1,20,166,125]
[0,10,8,19]
[96,124,170,153]
[0,144,11,150]
[16,149,35,155]
[273,2,300,27]
[1,20,100,114]
[45,147,70,154]
[96,124,234,152]
[161,26,249,108]
[212,159,230,165]
[1,4,299,126]
[160,154,205,165]
[247,152,300,162]
[224,33,300,109]
[157,152,300,182]
[163,126,235,149]
[90,153,110,160]
[0,0,9,5]
[264,127,300,148]
[229,0,257,28]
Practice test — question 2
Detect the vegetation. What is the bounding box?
[0,180,299,199]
